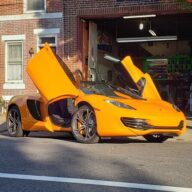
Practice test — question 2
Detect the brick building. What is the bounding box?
[1,0,192,113]
[0,0,64,101]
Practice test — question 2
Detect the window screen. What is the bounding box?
[7,42,23,81]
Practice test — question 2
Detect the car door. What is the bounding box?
[26,44,79,131]
[27,43,79,102]
[121,56,161,100]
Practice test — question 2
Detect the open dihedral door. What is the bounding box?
[26,44,79,131]
[121,56,161,100]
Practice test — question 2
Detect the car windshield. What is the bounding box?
[80,82,143,99]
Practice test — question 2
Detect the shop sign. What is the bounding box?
[144,56,192,80]
[168,58,192,73]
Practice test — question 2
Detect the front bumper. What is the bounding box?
[121,117,184,131]
[95,108,186,137]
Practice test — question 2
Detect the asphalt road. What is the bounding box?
[0,125,192,192]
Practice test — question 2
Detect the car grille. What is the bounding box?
[121,117,184,130]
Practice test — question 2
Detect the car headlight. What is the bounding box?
[106,100,136,110]
[172,104,181,112]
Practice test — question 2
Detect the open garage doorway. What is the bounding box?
[81,13,192,115]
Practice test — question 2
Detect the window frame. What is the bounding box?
[5,41,24,83]
[24,0,46,13]
[37,34,57,53]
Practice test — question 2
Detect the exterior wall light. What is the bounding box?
[29,48,34,57]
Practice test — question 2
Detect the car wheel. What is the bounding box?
[71,105,99,144]
[7,106,24,137]
[144,134,168,143]
[23,131,30,137]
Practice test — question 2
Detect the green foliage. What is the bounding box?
[0,97,5,106]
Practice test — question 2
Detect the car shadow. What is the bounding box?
[0,117,148,144]
[100,137,148,144]
[28,132,148,144]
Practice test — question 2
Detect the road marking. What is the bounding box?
[0,173,191,192]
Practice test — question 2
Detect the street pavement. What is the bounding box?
[0,115,192,192]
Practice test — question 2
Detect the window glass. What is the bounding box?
[26,0,45,11]
[7,42,23,81]
[39,37,56,45]
[38,36,57,53]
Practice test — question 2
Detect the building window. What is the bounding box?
[38,36,57,53]
[6,42,23,82]
[25,0,45,12]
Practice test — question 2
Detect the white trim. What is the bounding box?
[3,83,25,90]
[1,35,26,42]
[34,28,60,35]
[2,95,13,101]
[23,0,46,13]
[0,12,63,21]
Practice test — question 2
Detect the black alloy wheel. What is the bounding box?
[7,106,26,137]
[71,105,99,144]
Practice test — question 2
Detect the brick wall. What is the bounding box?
[0,0,63,15]
[0,0,64,98]
[0,0,22,15]
[47,0,63,12]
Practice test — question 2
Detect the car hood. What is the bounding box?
[114,97,179,115]
[83,94,182,117]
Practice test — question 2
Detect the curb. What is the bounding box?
[0,129,7,133]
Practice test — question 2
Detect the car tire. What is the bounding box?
[71,105,99,144]
[7,106,24,137]
[144,134,168,143]
[23,131,30,137]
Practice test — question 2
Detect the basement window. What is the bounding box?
[38,36,57,53]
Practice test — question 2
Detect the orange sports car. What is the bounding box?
[6,44,186,143]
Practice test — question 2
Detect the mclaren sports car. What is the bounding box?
[6,44,186,143]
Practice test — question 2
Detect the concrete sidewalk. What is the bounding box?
[0,114,192,142]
